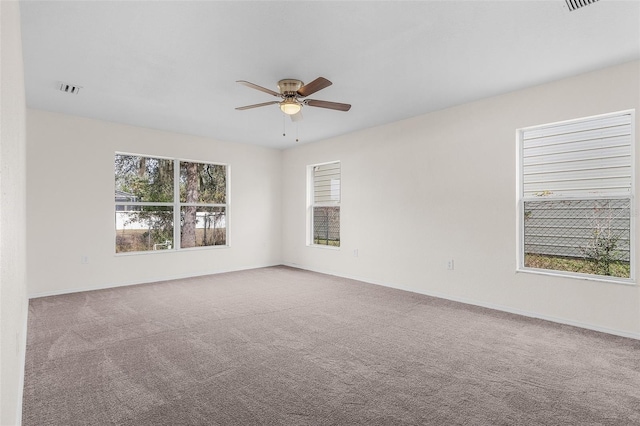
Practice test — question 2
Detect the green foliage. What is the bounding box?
[115,154,174,202]
[313,238,340,247]
[525,254,630,278]
[580,227,623,276]
[578,203,626,277]
[179,162,226,204]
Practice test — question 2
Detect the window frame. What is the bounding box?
[307,160,341,249]
[114,152,230,255]
[516,110,636,284]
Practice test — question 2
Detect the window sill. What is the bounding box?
[516,267,636,286]
[115,245,229,256]
[308,244,340,250]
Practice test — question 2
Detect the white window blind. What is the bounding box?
[522,113,632,198]
[314,162,341,204]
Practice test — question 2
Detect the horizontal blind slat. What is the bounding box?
[523,124,630,148]
[313,162,340,204]
[523,135,630,158]
[523,114,631,140]
[522,112,632,198]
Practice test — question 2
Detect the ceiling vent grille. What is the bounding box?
[58,82,81,94]
[565,0,599,11]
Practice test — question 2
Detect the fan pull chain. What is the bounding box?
[296,122,299,143]
[282,114,286,137]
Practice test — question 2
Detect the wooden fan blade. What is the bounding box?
[305,99,351,112]
[290,111,303,122]
[235,101,280,110]
[297,77,332,97]
[236,80,281,98]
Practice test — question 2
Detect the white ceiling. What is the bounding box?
[20,1,640,149]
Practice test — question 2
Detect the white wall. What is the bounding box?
[27,110,282,296]
[1,1,29,424]
[282,60,640,338]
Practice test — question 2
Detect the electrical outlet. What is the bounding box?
[447,259,454,270]
[353,249,359,257]
[81,255,89,264]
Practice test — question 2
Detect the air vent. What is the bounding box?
[565,0,599,11]
[58,82,81,94]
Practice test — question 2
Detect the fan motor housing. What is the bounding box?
[278,79,303,95]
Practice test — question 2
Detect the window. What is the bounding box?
[517,111,634,281]
[115,153,228,253]
[309,161,340,247]
[179,161,227,249]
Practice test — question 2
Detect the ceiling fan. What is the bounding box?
[235,77,351,121]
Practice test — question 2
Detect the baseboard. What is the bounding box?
[283,263,640,341]
[28,263,281,299]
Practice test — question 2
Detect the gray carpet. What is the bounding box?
[22,266,640,425]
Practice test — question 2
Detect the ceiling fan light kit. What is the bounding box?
[236,77,351,121]
[280,98,302,115]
